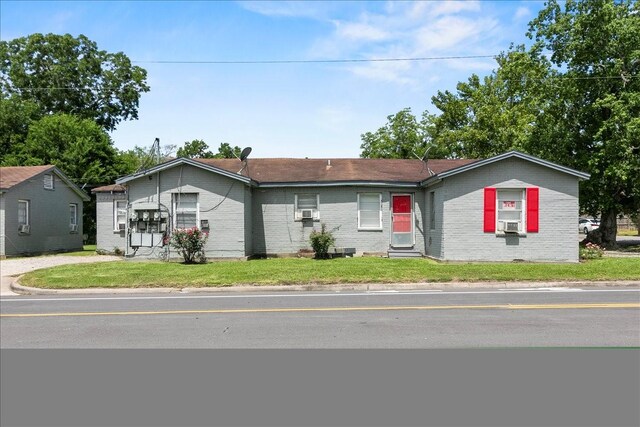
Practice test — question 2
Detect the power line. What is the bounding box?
[9,74,637,91]
[131,54,498,64]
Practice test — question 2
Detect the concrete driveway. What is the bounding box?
[0,255,121,296]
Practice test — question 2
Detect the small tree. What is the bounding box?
[309,223,335,259]
[169,228,208,264]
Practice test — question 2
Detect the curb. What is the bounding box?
[9,276,640,295]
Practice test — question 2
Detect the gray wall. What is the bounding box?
[424,183,445,259]
[252,186,426,255]
[0,194,5,257]
[95,192,127,253]
[438,157,580,262]
[1,172,84,256]
[126,165,248,258]
[244,186,253,255]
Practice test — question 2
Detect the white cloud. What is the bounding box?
[334,21,390,42]
[429,1,481,18]
[238,1,331,20]
[304,1,503,85]
[515,7,531,20]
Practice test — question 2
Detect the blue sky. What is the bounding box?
[1,1,546,158]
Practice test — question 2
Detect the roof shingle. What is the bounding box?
[193,158,477,184]
[0,165,55,190]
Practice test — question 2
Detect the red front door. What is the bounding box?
[391,194,413,247]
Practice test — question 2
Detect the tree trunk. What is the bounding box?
[585,209,618,249]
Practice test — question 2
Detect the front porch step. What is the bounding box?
[387,249,423,258]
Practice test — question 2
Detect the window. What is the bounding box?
[358,193,382,229]
[173,193,198,229]
[18,200,30,233]
[429,191,436,230]
[484,187,539,234]
[114,200,127,231]
[43,174,54,190]
[69,204,78,231]
[294,194,319,220]
[497,189,524,232]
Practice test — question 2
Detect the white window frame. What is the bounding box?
[357,193,382,230]
[173,193,199,229]
[69,203,78,232]
[496,189,526,234]
[114,200,127,231]
[18,200,30,226]
[43,173,54,190]
[294,194,320,221]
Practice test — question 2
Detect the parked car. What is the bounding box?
[579,218,600,234]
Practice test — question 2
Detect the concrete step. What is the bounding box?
[387,249,423,258]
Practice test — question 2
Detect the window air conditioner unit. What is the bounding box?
[504,221,520,233]
[301,209,314,219]
[118,223,126,231]
[70,224,78,232]
[18,224,30,233]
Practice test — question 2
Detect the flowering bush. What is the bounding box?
[580,242,605,260]
[309,223,335,259]
[169,227,209,264]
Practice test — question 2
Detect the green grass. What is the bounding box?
[62,245,98,256]
[19,257,640,289]
[618,229,640,237]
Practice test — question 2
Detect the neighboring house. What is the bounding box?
[93,151,590,262]
[0,165,90,258]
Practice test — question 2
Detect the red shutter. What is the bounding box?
[484,188,496,232]
[526,187,539,233]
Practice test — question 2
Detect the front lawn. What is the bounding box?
[19,257,640,289]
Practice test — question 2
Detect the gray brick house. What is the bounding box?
[0,165,90,258]
[93,151,589,262]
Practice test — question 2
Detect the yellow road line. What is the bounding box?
[1,302,639,318]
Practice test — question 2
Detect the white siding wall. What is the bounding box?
[440,158,580,262]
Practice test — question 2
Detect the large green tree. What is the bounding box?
[525,0,640,247]
[364,0,639,248]
[0,96,41,162]
[429,45,556,159]
[5,114,130,241]
[360,108,448,159]
[0,33,149,131]
[176,140,241,159]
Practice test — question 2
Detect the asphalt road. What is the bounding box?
[2,287,639,348]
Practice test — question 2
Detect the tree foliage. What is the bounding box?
[362,0,639,248]
[176,140,242,159]
[0,33,149,131]
[360,108,448,159]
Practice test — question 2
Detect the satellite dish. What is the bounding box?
[240,147,252,161]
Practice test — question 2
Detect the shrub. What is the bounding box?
[170,227,209,264]
[309,223,335,259]
[580,242,605,260]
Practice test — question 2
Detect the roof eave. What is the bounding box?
[257,180,421,188]
[436,151,591,180]
[52,167,90,201]
[115,158,252,185]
